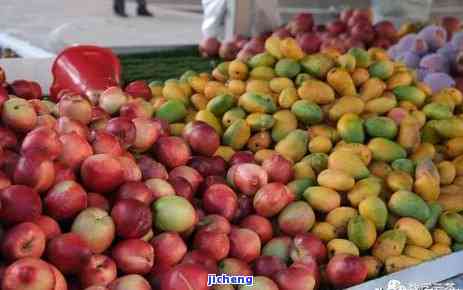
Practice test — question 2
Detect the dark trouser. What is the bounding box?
[114,0,147,11]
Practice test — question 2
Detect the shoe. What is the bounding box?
[137,7,154,17]
[114,6,128,17]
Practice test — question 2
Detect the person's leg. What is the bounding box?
[137,0,153,17]
[114,0,128,17]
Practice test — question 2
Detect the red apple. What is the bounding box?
[275,266,316,290]
[0,185,42,224]
[71,207,115,254]
[87,192,110,211]
[348,11,371,27]
[90,131,123,156]
[182,121,220,157]
[108,274,151,290]
[14,156,55,193]
[21,126,62,160]
[111,199,152,239]
[150,232,187,266]
[53,161,76,184]
[132,117,160,152]
[240,214,273,243]
[80,254,117,288]
[28,99,50,115]
[229,227,261,263]
[120,99,152,120]
[57,116,89,139]
[188,156,226,177]
[98,87,128,115]
[32,215,61,240]
[193,230,230,261]
[373,20,397,40]
[350,23,375,43]
[2,222,46,261]
[105,117,136,148]
[117,155,142,182]
[116,181,154,205]
[0,126,18,149]
[169,165,203,193]
[44,180,87,221]
[272,27,292,38]
[161,263,209,290]
[253,256,286,278]
[232,34,249,49]
[168,176,194,201]
[50,264,67,290]
[2,258,55,290]
[199,37,221,57]
[137,156,168,180]
[37,114,58,129]
[371,37,392,49]
[287,13,314,35]
[46,233,92,274]
[227,163,268,196]
[203,184,238,220]
[125,80,152,100]
[197,214,231,234]
[326,254,368,288]
[81,154,124,193]
[112,239,154,275]
[11,80,42,100]
[233,194,254,222]
[144,178,175,201]
[181,250,217,274]
[290,233,327,264]
[58,132,93,170]
[2,97,37,132]
[0,150,19,180]
[58,94,92,125]
[326,20,347,35]
[198,175,227,195]
[296,33,322,54]
[229,151,255,166]
[219,41,240,61]
[291,258,321,288]
[340,9,354,23]
[253,183,293,217]
[441,16,461,39]
[262,154,293,184]
[219,257,252,276]
[154,136,191,169]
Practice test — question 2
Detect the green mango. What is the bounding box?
[248,52,277,68]
[348,216,377,250]
[249,66,276,81]
[287,178,316,200]
[388,190,430,222]
[222,119,251,150]
[246,113,275,131]
[337,113,365,143]
[239,92,277,114]
[301,53,335,79]
[328,150,370,180]
[365,117,398,139]
[275,59,301,78]
[295,73,313,86]
[369,60,394,80]
[348,47,371,68]
[271,110,298,142]
[195,110,223,134]
[222,107,246,128]
[439,211,463,242]
[275,129,308,162]
[372,230,407,262]
[429,118,463,138]
[217,62,230,76]
[425,202,443,230]
[393,86,426,107]
[359,196,388,231]
[421,123,440,144]
[391,159,416,175]
[423,102,453,120]
[368,138,407,162]
[155,100,187,123]
[337,54,356,71]
[179,70,197,82]
[303,153,329,173]
[291,100,323,125]
[207,94,235,116]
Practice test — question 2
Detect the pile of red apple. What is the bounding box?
[200,9,398,60]
[0,66,370,290]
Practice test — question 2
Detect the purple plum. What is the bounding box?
[397,34,428,56]
[417,68,430,82]
[395,51,421,69]
[418,25,447,51]
[419,53,450,73]
[423,72,456,93]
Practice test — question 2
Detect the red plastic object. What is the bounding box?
[50,45,121,101]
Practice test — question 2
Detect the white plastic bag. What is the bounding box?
[201,0,227,39]
[202,0,281,40]
[371,0,433,26]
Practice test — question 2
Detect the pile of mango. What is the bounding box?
[150,35,463,277]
